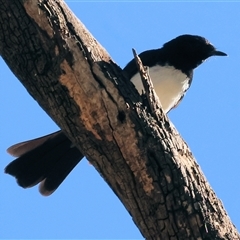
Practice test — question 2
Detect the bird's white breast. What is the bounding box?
[130,65,190,113]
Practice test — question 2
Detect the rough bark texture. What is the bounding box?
[0,0,239,239]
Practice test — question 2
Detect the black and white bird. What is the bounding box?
[5,34,227,196]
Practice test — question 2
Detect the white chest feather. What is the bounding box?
[130,65,190,113]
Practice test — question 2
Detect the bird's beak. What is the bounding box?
[211,50,227,56]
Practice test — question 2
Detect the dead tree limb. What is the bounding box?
[0,0,239,239]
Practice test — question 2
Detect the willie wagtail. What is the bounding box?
[5,34,227,196]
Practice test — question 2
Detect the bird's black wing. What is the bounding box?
[123,49,163,78]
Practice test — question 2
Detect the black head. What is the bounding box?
[162,34,227,73]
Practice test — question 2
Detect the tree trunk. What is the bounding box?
[0,0,239,239]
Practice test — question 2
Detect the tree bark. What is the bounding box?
[0,0,239,239]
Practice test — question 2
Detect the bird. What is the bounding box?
[5,34,227,196]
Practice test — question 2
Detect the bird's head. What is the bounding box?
[162,34,227,72]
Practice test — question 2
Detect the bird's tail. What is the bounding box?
[5,131,83,196]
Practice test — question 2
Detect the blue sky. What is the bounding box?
[1,2,239,239]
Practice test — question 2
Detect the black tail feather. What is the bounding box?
[5,131,84,195]
[7,131,61,157]
[39,146,83,196]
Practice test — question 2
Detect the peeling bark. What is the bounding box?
[0,0,239,239]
